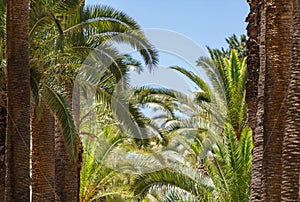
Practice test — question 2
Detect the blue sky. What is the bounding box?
[85,0,249,92]
[86,0,249,50]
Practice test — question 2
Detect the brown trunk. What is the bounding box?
[55,120,79,202]
[246,0,260,136]
[5,0,30,200]
[55,121,83,202]
[0,80,6,202]
[247,1,265,200]
[281,1,300,201]
[55,81,82,202]
[262,1,293,201]
[247,0,295,200]
[32,106,55,201]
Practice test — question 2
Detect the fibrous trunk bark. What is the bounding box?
[247,0,298,201]
[0,80,6,202]
[262,1,292,201]
[32,106,55,201]
[281,1,300,201]
[246,1,264,201]
[55,81,82,202]
[55,121,81,202]
[5,0,30,200]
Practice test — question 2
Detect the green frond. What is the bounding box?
[132,167,214,201]
[170,66,212,102]
[62,5,159,68]
[162,191,200,202]
[44,84,79,160]
[205,123,252,201]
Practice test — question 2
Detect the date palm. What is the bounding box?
[131,124,253,202]
[246,1,296,200]
[29,1,85,200]
[0,1,5,198]
[172,49,247,139]
[281,1,300,200]
[5,0,30,201]
[80,124,131,201]
[29,0,158,200]
[130,48,250,201]
[221,34,247,59]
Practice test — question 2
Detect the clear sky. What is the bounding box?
[86,0,249,50]
[85,0,250,93]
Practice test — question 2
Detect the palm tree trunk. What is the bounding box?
[246,0,260,136]
[248,0,300,200]
[281,1,300,201]
[55,81,82,202]
[32,106,55,201]
[261,1,293,201]
[0,82,6,202]
[5,0,30,200]
[246,1,265,201]
[55,121,80,202]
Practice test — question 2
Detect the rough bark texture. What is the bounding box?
[281,1,300,201]
[246,0,260,136]
[55,120,80,202]
[5,0,30,200]
[246,0,300,200]
[32,106,55,202]
[55,81,82,202]
[262,1,293,201]
[0,80,6,202]
[247,1,265,201]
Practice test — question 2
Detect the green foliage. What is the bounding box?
[130,124,253,202]
[221,34,247,58]
[205,124,253,201]
[132,167,214,201]
[128,38,251,201]
[28,0,159,160]
[197,49,248,138]
[80,125,131,201]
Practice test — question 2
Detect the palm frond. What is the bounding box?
[44,84,79,160]
[132,166,214,201]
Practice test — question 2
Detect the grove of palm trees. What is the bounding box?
[0,0,299,201]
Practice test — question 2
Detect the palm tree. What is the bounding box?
[80,124,130,201]
[0,1,5,199]
[29,1,159,200]
[131,124,253,202]
[129,49,251,201]
[31,69,78,201]
[246,1,294,201]
[32,107,55,201]
[245,2,262,200]
[58,5,157,201]
[5,0,30,201]
[0,1,83,199]
[281,1,300,201]
[176,49,247,139]
[29,1,84,200]
[221,34,247,58]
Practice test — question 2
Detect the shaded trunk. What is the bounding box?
[32,106,55,201]
[0,81,6,202]
[281,1,300,201]
[5,0,30,200]
[55,121,81,202]
[55,81,82,202]
[246,0,260,136]
[55,3,84,198]
[246,1,265,200]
